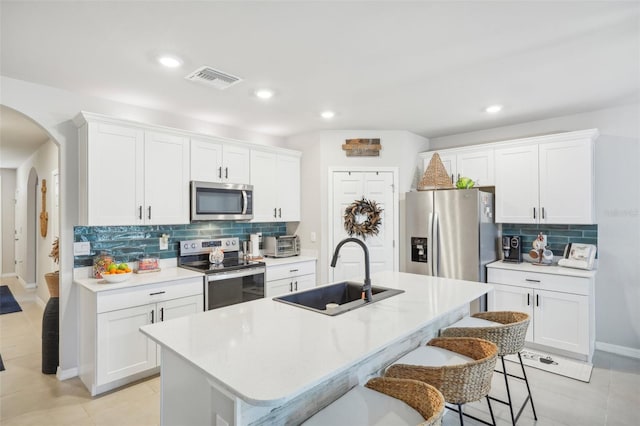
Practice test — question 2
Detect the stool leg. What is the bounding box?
[500,356,517,426]
[518,352,538,420]
[486,396,496,426]
[457,404,464,425]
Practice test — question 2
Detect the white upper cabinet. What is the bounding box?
[77,115,190,226]
[494,144,540,223]
[457,148,495,186]
[250,150,301,222]
[421,147,494,186]
[190,138,250,184]
[495,130,597,224]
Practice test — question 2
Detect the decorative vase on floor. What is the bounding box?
[42,271,59,374]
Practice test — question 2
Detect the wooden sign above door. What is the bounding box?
[342,138,381,157]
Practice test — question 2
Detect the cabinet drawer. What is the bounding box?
[488,268,590,296]
[97,277,203,313]
[267,260,316,281]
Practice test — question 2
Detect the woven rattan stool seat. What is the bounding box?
[302,377,445,426]
[386,337,498,425]
[440,312,537,425]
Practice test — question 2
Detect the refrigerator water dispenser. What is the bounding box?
[410,237,428,263]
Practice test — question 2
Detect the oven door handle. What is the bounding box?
[208,267,265,282]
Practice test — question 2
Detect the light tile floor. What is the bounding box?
[1,276,638,425]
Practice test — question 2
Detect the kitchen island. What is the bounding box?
[140,271,491,425]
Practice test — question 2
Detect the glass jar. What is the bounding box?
[93,252,114,278]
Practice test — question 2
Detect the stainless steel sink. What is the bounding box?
[273,281,404,316]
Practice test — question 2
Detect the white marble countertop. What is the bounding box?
[75,267,204,293]
[262,255,317,267]
[487,260,597,278]
[140,271,490,406]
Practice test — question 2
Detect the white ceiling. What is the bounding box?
[1,1,639,168]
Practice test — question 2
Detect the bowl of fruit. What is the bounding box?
[101,262,133,283]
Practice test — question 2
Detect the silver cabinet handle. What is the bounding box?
[160,307,164,322]
[138,206,142,220]
[289,269,299,273]
[525,278,541,283]
[527,293,531,306]
[225,167,228,179]
[150,291,166,296]
[274,208,277,218]
[147,206,152,220]
[533,207,536,219]
[294,281,298,291]
[289,282,293,292]
[536,294,540,307]
[278,208,282,218]
[218,167,222,179]
[542,207,545,219]
[150,310,154,324]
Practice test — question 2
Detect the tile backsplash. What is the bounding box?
[501,224,598,257]
[74,222,287,267]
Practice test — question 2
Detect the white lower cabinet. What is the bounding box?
[487,263,595,361]
[80,277,203,396]
[265,259,316,297]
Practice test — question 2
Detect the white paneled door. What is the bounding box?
[330,170,396,282]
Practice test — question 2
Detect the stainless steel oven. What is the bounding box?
[178,237,265,310]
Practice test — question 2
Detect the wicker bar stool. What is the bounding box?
[440,311,537,425]
[385,337,498,426]
[302,377,445,426]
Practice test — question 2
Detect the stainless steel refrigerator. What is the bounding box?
[405,188,497,311]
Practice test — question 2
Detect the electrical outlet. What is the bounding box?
[73,242,91,256]
[159,234,169,250]
[310,232,316,242]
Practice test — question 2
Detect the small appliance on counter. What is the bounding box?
[264,235,300,258]
[502,235,522,263]
[558,243,597,270]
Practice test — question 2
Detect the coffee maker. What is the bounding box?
[502,235,522,263]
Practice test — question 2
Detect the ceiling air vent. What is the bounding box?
[184,66,242,90]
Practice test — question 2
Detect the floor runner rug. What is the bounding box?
[0,285,22,314]
[505,347,592,382]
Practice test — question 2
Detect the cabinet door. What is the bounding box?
[250,150,278,222]
[488,283,534,342]
[276,154,301,221]
[190,138,223,182]
[158,295,204,321]
[144,131,190,225]
[96,304,156,385]
[266,277,294,297]
[538,140,594,224]
[494,144,539,223]
[223,145,251,184]
[457,148,494,186]
[534,289,589,355]
[294,274,316,292]
[87,123,144,225]
[423,152,456,185]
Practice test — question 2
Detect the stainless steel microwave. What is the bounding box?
[190,181,253,221]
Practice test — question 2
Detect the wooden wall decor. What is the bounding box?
[342,138,381,157]
[40,179,48,237]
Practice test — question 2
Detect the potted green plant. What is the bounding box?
[44,237,59,298]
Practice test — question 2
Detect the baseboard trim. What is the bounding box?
[36,297,46,309]
[57,366,78,381]
[596,341,640,359]
[1,272,18,278]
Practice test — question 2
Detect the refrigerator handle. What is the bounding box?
[433,212,440,277]
[427,212,434,276]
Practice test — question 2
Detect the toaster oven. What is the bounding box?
[264,235,300,258]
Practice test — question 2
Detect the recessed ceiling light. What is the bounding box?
[485,104,503,114]
[255,89,274,99]
[321,110,335,119]
[158,55,183,68]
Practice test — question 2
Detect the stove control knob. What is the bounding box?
[191,243,196,249]
[231,240,236,246]
[225,241,230,246]
[183,243,189,250]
